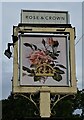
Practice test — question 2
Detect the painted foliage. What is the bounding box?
[20,35,69,86]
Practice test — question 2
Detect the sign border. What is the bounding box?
[12,26,77,94]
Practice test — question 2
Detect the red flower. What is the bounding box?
[47,37,59,47]
[47,37,54,46]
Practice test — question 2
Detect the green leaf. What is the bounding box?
[38,48,42,51]
[54,53,59,56]
[32,44,38,50]
[34,76,41,82]
[49,54,57,59]
[54,67,65,74]
[50,63,55,67]
[52,40,59,47]
[52,73,62,81]
[47,50,52,53]
[30,64,36,68]
[56,64,66,69]
[24,43,33,49]
[28,73,34,76]
[57,51,60,53]
[22,66,32,73]
[42,39,46,46]
[31,69,35,74]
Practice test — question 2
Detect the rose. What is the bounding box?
[29,50,52,65]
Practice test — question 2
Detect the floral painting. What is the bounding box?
[20,35,69,86]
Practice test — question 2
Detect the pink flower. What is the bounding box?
[28,50,52,65]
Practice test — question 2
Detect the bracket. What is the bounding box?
[14,93,40,116]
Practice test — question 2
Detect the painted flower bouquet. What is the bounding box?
[22,37,66,83]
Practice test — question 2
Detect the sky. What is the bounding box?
[1,1,83,100]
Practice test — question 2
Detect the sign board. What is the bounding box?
[12,12,76,117]
[21,10,69,24]
[13,26,76,94]
[19,34,70,86]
